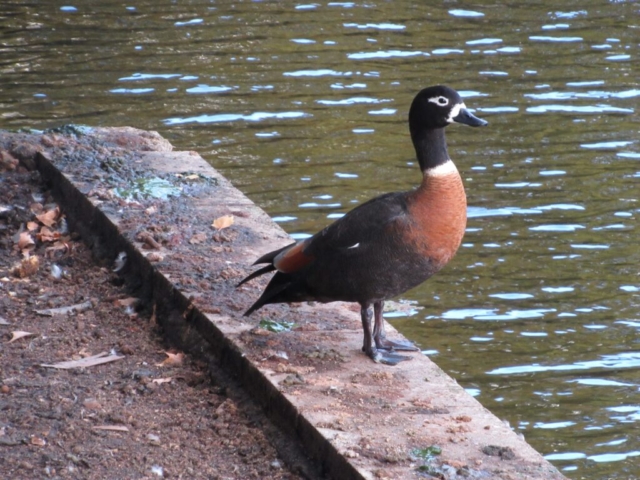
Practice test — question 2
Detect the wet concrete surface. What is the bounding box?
[0,127,567,479]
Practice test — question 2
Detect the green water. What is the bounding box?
[2,1,639,478]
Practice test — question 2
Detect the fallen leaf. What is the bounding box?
[41,351,124,369]
[8,331,37,343]
[152,377,172,385]
[17,231,35,250]
[26,221,39,231]
[189,233,207,244]
[212,215,234,230]
[11,255,39,278]
[37,226,59,243]
[92,425,129,432]
[30,436,46,446]
[36,207,60,227]
[0,315,9,325]
[156,351,184,367]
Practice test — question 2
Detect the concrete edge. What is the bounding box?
[33,150,367,480]
[9,127,568,480]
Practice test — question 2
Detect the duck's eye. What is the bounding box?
[428,96,450,106]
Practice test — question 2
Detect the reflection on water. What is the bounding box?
[1,1,639,478]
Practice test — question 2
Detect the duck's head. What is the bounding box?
[409,85,488,132]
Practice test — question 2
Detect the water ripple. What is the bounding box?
[284,69,346,77]
[343,22,405,30]
[185,85,233,94]
[526,105,634,114]
[589,451,640,463]
[175,18,203,26]
[347,50,430,59]
[489,293,535,300]
[466,38,502,45]
[316,97,389,105]
[529,35,583,42]
[581,140,634,149]
[441,308,555,321]
[164,111,309,125]
[529,224,585,232]
[119,73,181,81]
[448,9,484,17]
[526,89,640,100]
[488,352,640,375]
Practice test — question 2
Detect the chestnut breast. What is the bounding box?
[405,163,467,269]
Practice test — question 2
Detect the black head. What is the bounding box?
[409,85,488,133]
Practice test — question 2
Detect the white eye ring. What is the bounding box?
[428,96,450,106]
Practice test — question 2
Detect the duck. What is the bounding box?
[238,85,487,365]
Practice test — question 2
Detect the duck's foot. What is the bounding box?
[374,336,420,352]
[365,347,413,366]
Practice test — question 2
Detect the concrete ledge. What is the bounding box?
[1,127,566,479]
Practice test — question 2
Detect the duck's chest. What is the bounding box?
[404,171,467,267]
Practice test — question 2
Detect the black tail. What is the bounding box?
[236,264,275,287]
[243,273,292,316]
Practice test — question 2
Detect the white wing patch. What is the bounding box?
[347,243,360,249]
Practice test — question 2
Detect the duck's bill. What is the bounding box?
[453,108,488,127]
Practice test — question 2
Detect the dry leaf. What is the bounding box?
[152,377,172,385]
[26,221,39,231]
[189,233,207,244]
[212,215,234,230]
[156,351,184,367]
[41,351,124,369]
[92,425,129,432]
[36,207,60,227]
[37,226,59,243]
[8,330,37,343]
[45,240,70,257]
[12,255,40,278]
[30,436,46,446]
[0,315,9,325]
[17,231,35,250]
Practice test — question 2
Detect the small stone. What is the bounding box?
[147,433,161,446]
[1,385,10,394]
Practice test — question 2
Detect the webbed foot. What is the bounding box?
[366,347,413,366]
[374,336,420,352]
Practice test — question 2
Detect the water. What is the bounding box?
[2,1,639,478]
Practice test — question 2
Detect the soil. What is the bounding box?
[0,166,307,478]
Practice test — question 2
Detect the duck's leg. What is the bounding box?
[360,302,412,365]
[372,301,419,352]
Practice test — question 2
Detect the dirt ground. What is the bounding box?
[0,165,308,478]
